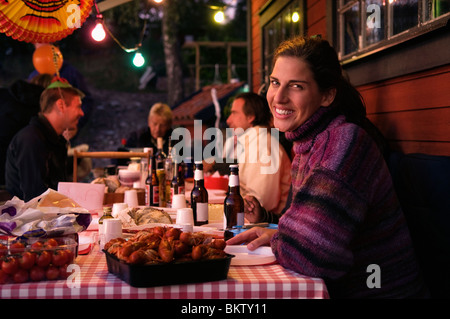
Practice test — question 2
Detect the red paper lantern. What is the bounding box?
[32,44,63,75]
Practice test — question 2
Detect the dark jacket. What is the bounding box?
[125,127,173,155]
[0,80,44,185]
[5,114,68,201]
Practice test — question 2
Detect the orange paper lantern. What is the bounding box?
[32,44,63,75]
[0,0,93,43]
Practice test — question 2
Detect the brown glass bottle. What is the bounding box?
[223,165,244,230]
[170,160,179,201]
[146,155,159,206]
[155,137,166,170]
[177,161,185,195]
[190,161,208,226]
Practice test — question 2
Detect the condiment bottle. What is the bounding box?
[223,164,244,230]
[190,161,209,226]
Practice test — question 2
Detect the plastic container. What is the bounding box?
[0,236,78,284]
[104,250,233,288]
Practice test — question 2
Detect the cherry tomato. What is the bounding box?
[63,249,75,264]
[0,244,7,257]
[37,251,52,268]
[13,269,29,283]
[52,250,68,266]
[30,241,44,250]
[19,251,36,270]
[0,269,11,284]
[29,266,45,282]
[46,266,60,280]
[10,242,25,254]
[59,264,70,279]
[44,238,59,248]
[2,256,19,275]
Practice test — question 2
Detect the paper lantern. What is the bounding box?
[0,0,93,43]
[32,44,63,75]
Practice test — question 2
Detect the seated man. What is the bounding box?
[5,78,85,201]
[208,92,291,215]
[124,102,173,155]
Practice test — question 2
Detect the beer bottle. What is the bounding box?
[146,155,159,206]
[190,161,209,226]
[170,160,179,200]
[177,161,185,196]
[223,165,244,230]
[165,138,174,206]
[155,137,166,170]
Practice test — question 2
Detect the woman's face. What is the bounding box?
[266,56,333,132]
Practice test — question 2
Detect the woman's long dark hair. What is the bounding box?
[273,36,389,158]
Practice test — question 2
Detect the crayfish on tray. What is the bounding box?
[104,226,227,265]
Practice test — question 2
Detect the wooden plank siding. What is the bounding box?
[306,0,327,38]
[359,64,450,156]
[250,0,449,156]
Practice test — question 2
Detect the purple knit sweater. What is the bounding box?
[270,106,427,298]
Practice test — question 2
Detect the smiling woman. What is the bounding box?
[228,35,429,299]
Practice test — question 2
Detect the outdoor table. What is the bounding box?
[0,250,329,299]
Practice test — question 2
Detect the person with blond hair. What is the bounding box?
[125,102,173,155]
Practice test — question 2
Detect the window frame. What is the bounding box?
[337,0,450,65]
[259,0,306,91]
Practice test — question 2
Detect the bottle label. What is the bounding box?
[194,170,204,181]
[228,175,239,187]
[237,212,244,226]
[196,202,208,222]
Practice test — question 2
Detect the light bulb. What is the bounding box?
[91,22,106,42]
[292,12,300,23]
[133,52,145,67]
[214,11,225,23]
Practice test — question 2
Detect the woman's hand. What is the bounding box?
[244,195,263,223]
[226,227,277,251]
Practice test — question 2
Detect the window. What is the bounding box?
[338,0,450,63]
[259,0,306,91]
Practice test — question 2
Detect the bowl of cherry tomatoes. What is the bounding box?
[0,236,77,284]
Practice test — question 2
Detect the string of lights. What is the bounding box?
[88,0,247,67]
[91,0,154,67]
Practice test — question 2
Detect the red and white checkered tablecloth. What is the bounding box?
[0,251,329,299]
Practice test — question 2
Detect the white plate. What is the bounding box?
[224,245,276,266]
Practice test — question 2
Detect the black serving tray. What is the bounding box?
[104,250,234,288]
